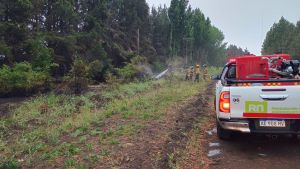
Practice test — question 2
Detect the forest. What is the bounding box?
[0,0,230,96]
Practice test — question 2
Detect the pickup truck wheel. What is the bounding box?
[217,121,232,140]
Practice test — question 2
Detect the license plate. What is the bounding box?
[259,120,286,127]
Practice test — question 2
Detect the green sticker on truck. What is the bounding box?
[245,101,268,113]
[272,107,300,114]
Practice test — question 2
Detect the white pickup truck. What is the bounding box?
[214,56,300,140]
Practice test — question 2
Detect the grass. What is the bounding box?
[0,81,157,155]
[0,72,209,167]
[168,153,177,169]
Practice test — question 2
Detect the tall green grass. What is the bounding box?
[0,80,159,165]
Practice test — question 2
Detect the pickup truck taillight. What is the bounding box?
[219,91,230,113]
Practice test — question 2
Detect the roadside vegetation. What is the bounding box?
[0,72,210,168]
[0,62,51,97]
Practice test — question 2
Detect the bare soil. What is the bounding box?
[95,82,214,169]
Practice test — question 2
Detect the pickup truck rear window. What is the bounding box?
[226,65,236,79]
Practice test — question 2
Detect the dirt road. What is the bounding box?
[204,130,300,169]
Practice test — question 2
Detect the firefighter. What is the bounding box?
[195,64,201,82]
[203,64,208,80]
[189,66,194,81]
[185,67,190,80]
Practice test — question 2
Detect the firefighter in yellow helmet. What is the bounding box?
[189,66,194,81]
[203,64,208,80]
[195,64,201,82]
[185,67,190,80]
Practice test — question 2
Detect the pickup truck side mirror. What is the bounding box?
[211,75,221,80]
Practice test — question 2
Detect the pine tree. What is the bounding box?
[262,17,295,54]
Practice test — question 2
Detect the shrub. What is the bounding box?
[65,57,89,94]
[117,55,150,82]
[0,62,51,97]
[105,72,121,88]
[88,60,104,82]
[117,63,139,81]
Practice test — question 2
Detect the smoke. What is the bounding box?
[137,63,153,76]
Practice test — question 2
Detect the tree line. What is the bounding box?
[0,0,230,96]
[151,1,227,67]
[262,17,300,59]
[226,44,250,57]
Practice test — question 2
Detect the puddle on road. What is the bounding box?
[209,142,220,147]
[258,153,267,157]
[206,127,221,157]
[206,127,217,136]
[208,149,221,157]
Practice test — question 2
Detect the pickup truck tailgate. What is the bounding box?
[230,85,300,119]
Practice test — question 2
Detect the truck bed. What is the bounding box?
[226,78,300,84]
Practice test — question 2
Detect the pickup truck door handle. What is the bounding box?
[259,94,288,101]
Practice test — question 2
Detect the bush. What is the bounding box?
[66,57,89,94]
[117,63,139,81]
[117,55,150,82]
[0,62,50,97]
[88,60,104,82]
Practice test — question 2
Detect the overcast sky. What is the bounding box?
[146,0,300,55]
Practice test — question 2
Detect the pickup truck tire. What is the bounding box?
[217,121,232,140]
